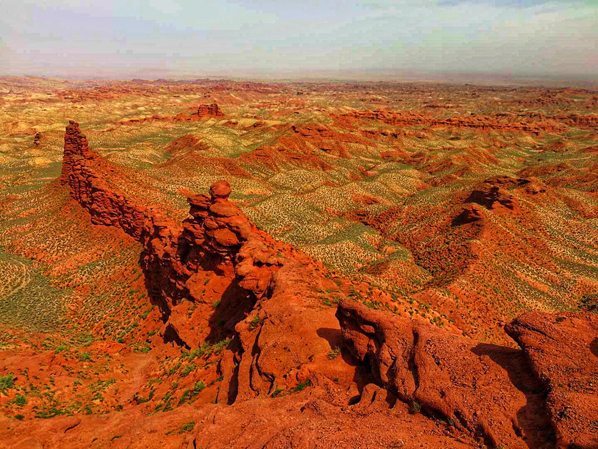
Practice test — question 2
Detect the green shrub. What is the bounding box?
[15,394,27,406]
[327,347,341,360]
[180,363,196,377]
[0,374,15,392]
[249,314,260,330]
[77,352,92,362]
[291,379,311,393]
[179,422,196,433]
[271,387,285,398]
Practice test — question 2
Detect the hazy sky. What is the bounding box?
[1,0,597,78]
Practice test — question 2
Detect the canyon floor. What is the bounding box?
[0,76,597,448]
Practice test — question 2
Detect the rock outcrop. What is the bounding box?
[60,121,598,447]
[337,299,598,449]
[336,299,554,448]
[453,203,485,225]
[466,184,519,212]
[337,109,563,135]
[197,103,224,117]
[33,132,42,146]
[61,121,92,186]
[164,134,208,154]
[507,313,598,448]
[117,103,224,126]
[454,176,546,224]
[61,121,338,403]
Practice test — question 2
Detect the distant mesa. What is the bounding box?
[118,103,224,126]
[483,176,530,188]
[197,103,224,117]
[466,185,519,212]
[465,176,525,212]
[453,176,533,225]
[33,132,43,146]
[337,109,563,135]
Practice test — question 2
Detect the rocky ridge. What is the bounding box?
[57,121,598,448]
[61,121,339,404]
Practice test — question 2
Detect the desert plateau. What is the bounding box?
[2,0,598,447]
[0,75,596,448]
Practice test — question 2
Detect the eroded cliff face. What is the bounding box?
[335,109,565,135]
[61,121,340,404]
[337,299,598,449]
[197,103,224,117]
[61,121,598,447]
[507,313,598,449]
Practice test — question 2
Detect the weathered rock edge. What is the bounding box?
[61,121,339,405]
[61,121,597,447]
[337,299,597,449]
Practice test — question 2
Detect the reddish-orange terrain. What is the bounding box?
[0,77,597,448]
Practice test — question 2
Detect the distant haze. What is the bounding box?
[2,0,597,81]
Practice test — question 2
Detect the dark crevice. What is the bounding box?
[249,323,274,395]
[408,327,420,397]
[471,343,556,448]
[226,338,242,405]
[163,323,190,349]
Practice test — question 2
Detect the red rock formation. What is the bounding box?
[466,184,520,212]
[336,109,563,135]
[361,128,403,140]
[117,103,224,126]
[197,103,224,117]
[337,299,598,449]
[60,121,597,447]
[61,122,339,402]
[551,113,598,129]
[290,123,367,158]
[336,299,555,448]
[33,132,42,146]
[238,122,373,171]
[453,203,485,225]
[507,313,598,448]
[519,163,569,178]
[61,121,92,185]
[239,146,333,171]
[164,134,208,155]
[0,385,476,448]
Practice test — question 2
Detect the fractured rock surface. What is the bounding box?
[507,313,598,448]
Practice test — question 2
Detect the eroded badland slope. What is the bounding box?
[0,78,597,448]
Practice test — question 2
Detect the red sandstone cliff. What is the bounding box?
[117,103,224,126]
[336,110,564,135]
[61,121,339,404]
